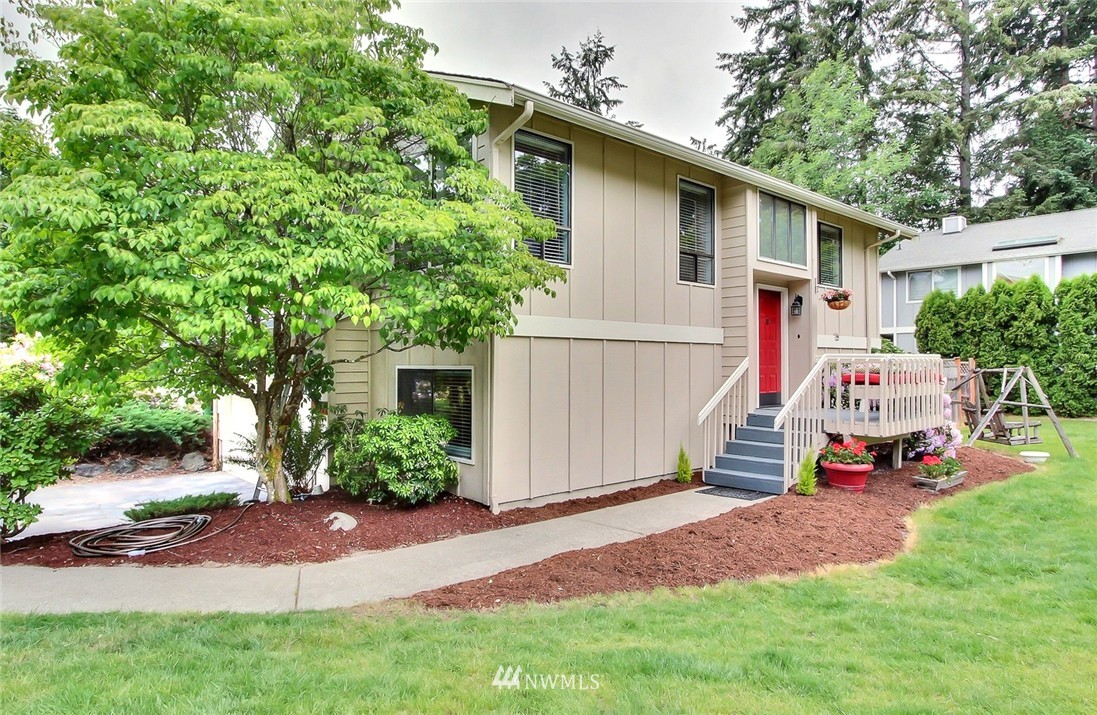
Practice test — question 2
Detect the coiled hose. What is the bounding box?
[69,502,256,558]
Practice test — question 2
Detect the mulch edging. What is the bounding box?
[0,474,703,568]
[409,447,1033,610]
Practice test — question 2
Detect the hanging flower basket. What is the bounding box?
[820,288,853,311]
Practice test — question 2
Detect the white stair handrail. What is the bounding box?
[698,358,750,426]
[773,354,832,430]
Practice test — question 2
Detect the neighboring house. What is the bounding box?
[880,209,1097,352]
[219,72,945,508]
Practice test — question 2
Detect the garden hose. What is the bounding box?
[69,502,256,558]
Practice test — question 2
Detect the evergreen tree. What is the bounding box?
[544,31,627,116]
[1004,276,1057,386]
[915,289,961,356]
[954,284,989,359]
[1049,275,1097,416]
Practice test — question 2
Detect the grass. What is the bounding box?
[123,492,239,522]
[3,421,1096,713]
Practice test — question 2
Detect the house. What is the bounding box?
[218,72,946,509]
[879,209,1097,352]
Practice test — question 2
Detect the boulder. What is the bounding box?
[181,452,207,472]
[109,457,139,474]
[324,511,358,532]
[73,463,106,478]
[145,457,173,472]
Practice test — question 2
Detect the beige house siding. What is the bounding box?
[720,179,749,378]
[327,319,370,416]
[812,209,882,353]
[490,335,718,508]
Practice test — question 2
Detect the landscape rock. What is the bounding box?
[109,457,139,474]
[181,452,207,472]
[325,511,358,532]
[73,464,106,478]
[145,457,173,472]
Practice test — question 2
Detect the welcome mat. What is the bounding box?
[698,486,771,501]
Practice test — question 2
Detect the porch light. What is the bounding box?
[790,295,803,317]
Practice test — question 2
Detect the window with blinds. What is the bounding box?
[818,223,843,286]
[759,192,807,266]
[396,368,473,460]
[514,130,572,264]
[679,179,715,285]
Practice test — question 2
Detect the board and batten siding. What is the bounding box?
[490,336,718,507]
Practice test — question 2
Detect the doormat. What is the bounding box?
[698,486,771,501]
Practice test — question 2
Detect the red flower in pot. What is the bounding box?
[819,439,875,492]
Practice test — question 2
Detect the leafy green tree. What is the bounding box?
[914,289,961,356]
[544,30,627,116]
[1049,275,1097,416]
[0,0,562,503]
[750,60,914,217]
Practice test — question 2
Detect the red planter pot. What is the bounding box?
[821,462,873,492]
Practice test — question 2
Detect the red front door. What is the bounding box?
[758,289,782,406]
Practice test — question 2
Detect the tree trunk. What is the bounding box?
[957,0,973,210]
[253,388,301,505]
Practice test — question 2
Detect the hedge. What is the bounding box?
[915,273,1097,416]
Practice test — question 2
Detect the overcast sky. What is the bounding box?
[2,1,752,146]
[390,1,750,145]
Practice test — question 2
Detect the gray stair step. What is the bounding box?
[746,412,779,429]
[734,425,784,444]
[714,452,784,477]
[724,439,784,460]
[703,468,786,494]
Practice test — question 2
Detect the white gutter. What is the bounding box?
[867,227,905,250]
[507,86,919,239]
[490,100,534,179]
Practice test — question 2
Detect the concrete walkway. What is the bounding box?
[0,488,764,614]
[14,472,262,540]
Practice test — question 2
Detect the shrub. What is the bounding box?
[676,445,692,483]
[872,338,904,354]
[98,401,210,454]
[330,413,459,506]
[125,492,239,522]
[1,364,100,541]
[1049,275,1097,417]
[795,454,817,496]
[229,404,349,495]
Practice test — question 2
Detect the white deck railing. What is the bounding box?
[697,358,750,470]
[774,354,945,490]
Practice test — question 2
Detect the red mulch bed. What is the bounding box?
[410,447,1033,610]
[0,474,703,568]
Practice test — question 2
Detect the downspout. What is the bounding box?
[865,228,902,350]
[491,100,534,181]
[886,271,897,336]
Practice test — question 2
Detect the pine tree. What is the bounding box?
[543,31,627,116]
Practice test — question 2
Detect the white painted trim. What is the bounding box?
[756,191,810,269]
[816,335,874,350]
[676,175,719,288]
[906,267,959,303]
[511,316,723,344]
[756,284,789,402]
[394,365,476,465]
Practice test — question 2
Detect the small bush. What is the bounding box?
[796,455,818,496]
[229,404,348,495]
[1,364,100,540]
[330,413,458,506]
[98,401,210,454]
[676,445,692,483]
[125,492,239,522]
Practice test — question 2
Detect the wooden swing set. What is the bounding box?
[952,365,1078,458]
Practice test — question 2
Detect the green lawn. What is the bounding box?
[3,422,1096,714]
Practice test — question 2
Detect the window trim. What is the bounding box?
[513,128,574,268]
[817,221,844,287]
[394,365,475,465]
[906,267,960,304]
[676,176,718,288]
[758,191,808,268]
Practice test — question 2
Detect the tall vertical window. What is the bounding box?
[759,192,807,265]
[679,179,716,285]
[396,368,473,460]
[818,223,843,286]
[514,130,572,264]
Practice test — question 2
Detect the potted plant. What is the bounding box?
[913,455,966,492]
[820,287,853,310]
[819,438,875,492]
